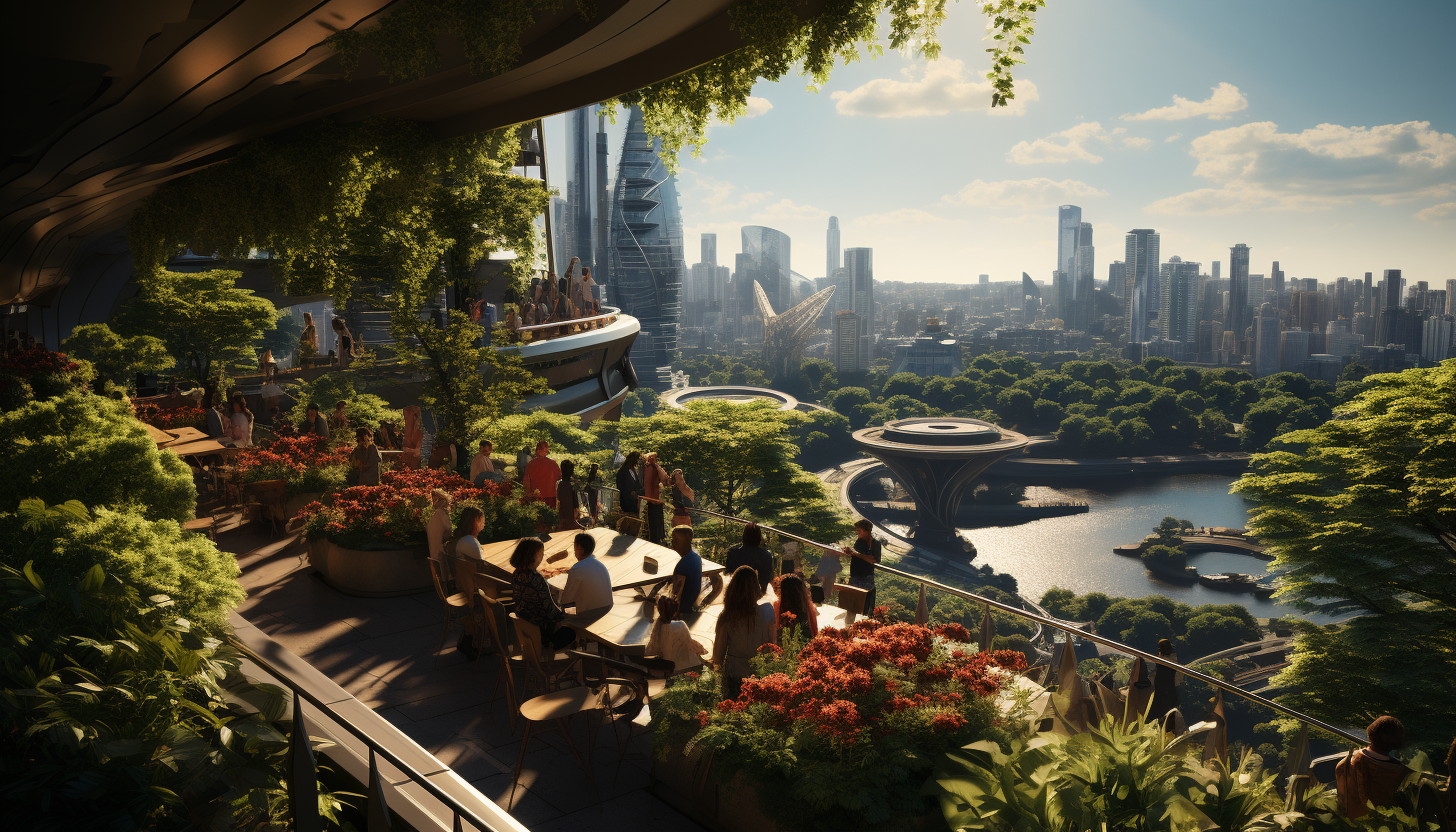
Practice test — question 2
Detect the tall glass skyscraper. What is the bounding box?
[826,216,841,280]
[740,226,792,313]
[845,247,874,358]
[1071,222,1095,332]
[1124,229,1160,343]
[608,105,683,377]
[1159,257,1200,344]
[560,104,609,275]
[1057,205,1082,276]
[1229,243,1251,350]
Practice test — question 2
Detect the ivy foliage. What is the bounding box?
[0,391,196,525]
[328,0,1046,165]
[1233,360,1456,753]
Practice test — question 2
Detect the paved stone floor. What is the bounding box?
[224,520,704,831]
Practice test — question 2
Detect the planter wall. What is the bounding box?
[651,744,780,832]
[314,541,432,597]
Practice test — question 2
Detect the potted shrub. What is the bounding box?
[233,434,351,516]
[650,619,1027,832]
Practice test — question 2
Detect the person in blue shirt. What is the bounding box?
[669,525,703,612]
[841,518,882,612]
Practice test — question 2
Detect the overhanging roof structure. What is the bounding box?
[0,0,802,307]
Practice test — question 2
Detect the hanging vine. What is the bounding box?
[327,0,1047,165]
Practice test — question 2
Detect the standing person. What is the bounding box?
[258,349,276,383]
[669,525,703,612]
[522,440,561,508]
[1147,638,1182,731]
[351,427,382,486]
[329,400,349,435]
[669,468,694,528]
[726,523,775,593]
[556,460,582,530]
[773,573,819,638]
[643,452,669,544]
[646,595,707,672]
[401,406,423,469]
[425,490,452,567]
[580,268,598,317]
[203,390,227,438]
[469,440,496,485]
[585,463,603,522]
[299,312,319,362]
[1335,717,1412,820]
[842,518,882,612]
[301,402,330,438]
[558,532,612,620]
[615,451,642,520]
[331,318,356,369]
[509,538,575,650]
[228,394,254,448]
[260,375,284,415]
[712,565,775,700]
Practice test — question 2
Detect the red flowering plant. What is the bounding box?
[0,348,93,408]
[231,434,352,498]
[133,402,207,430]
[652,617,1028,831]
[297,467,549,550]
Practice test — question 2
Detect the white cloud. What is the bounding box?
[685,171,772,211]
[1124,82,1248,121]
[831,59,1038,117]
[942,178,1108,209]
[1148,120,1456,215]
[751,198,830,222]
[1007,122,1150,164]
[1165,133,1183,142]
[743,96,773,118]
[1417,202,1456,222]
[850,208,947,226]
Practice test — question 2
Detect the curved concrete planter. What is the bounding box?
[315,541,432,597]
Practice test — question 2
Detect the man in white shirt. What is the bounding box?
[469,439,496,485]
[559,532,613,624]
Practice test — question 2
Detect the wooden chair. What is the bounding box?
[834,583,868,623]
[243,479,287,535]
[429,558,472,661]
[477,590,521,733]
[448,555,489,660]
[509,613,580,697]
[508,686,600,811]
[566,650,669,785]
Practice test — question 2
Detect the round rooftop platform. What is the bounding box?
[661,386,799,412]
[853,417,1034,455]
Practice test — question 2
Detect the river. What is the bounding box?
[889,474,1342,623]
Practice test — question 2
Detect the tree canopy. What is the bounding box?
[61,323,174,386]
[114,269,278,386]
[1234,360,1456,751]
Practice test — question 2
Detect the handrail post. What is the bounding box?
[289,693,323,832]
[367,748,394,832]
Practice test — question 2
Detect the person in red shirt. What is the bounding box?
[642,452,669,544]
[522,439,561,508]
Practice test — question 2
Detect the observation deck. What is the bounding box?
[501,306,640,421]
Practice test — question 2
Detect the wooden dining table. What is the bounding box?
[162,426,209,446]
[475,528,726,596]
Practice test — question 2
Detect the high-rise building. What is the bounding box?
[1270,261,1285,310]
[1071,222,1095,332]
[1158,256,1200,344]
[1253,303,1281,377]
[1377,268,1406,349]
[1052,270,1069,322]
[1383,269,1403,311]
[1212,260,1221,281]
[846,247,874,334]
[1279,329,1309,372]
[607,105,683,380]
[834,310,865,373]
[1447,279,1456,315]
[1228,244,1251,352]
[1124,229,1160,343]
[740,226,792,314]
[1364,272,1375,317]
[561,104,609,274]
[1197,320,1219,363]
[1057,205,1082,276]
[1422,315,1454,363]
[701,233,717,268]
[826,217,841,280]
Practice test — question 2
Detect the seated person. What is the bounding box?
[646,595,706,672]
[559,532,613,621]
[1335,715,1412,819]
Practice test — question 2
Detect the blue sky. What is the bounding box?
[551,0,1456,287]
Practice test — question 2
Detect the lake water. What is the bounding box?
[891,474,1341,623]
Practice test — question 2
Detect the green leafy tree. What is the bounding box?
[0,392,194,524]
[1234,361,1456,751]
[60,323,174,386]
[114,270,278,386]
[286,371,401,432]
[1183,611,1258,658]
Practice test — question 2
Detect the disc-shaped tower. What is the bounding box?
[852,418,1042,550]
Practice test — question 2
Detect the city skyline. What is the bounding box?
[549,0,1454,286]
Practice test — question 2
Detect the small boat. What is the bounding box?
[1199,572,1262,592]
[1252,581,1276,599]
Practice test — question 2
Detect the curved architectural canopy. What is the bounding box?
[1,0,782,307]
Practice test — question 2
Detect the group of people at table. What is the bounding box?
[422,477,886,696]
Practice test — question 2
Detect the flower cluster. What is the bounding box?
[232,434,352,497]
[0,348,85,381]
[0,348,90,405]
[134,402,207,430]
[297,467,526,549]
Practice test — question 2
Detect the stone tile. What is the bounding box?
[263,616,367,654]
[468,773,563,827]
[531,788,703,832]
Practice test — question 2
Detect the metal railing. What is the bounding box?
[584,481,1366,748]
[230,627,527,832]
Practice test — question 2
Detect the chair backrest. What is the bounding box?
[834,583,868,621]
[246,478,287,504]
[428,556,452,603]
[509,613,547,676]
[450,553,478,606]
[479,591,517,690]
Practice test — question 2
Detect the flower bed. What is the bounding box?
[134,402,207,430]
[233,434,351,498]
[652,619,1027,831]
[298,467,549,550]
[0,348,91,407]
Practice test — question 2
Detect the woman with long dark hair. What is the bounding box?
[331,317,356,369]
[509,537,575,650]
[228,393,254,448]
[669,468,694,529]
[556,459,582,531]
[773,573,818,639]
[712,565,775,699]
[646,595,706,672]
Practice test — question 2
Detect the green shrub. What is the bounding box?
[287,371,401,432]
[0,391,194,523]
